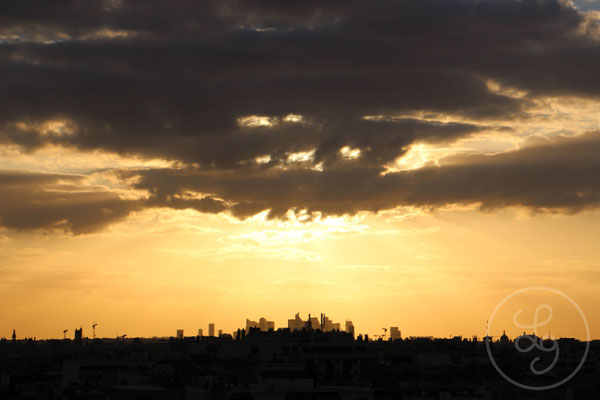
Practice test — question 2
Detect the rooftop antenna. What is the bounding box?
[92,322,98,339]
[63,329,68,339]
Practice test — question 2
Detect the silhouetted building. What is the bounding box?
[288,313,346,332]
[0,316,597,399]
[500,330,510,345]
[197,328,203,337]
[246,317,275,332]
[247,319,257,332]
[208,323,215,337]
[218,329,223,336]
[74,327,82,342]
[246,319,257,331]
[306,314,319,330]
[260,317,274,331]
[176,329,184,339]
[320,313,340,331]
[288,312,304,331]
[11,330,16,342]
[345,320,355,336]
[390,326,401,340]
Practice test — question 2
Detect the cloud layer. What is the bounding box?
[0,170,139,233]
[124,131,600,219]
[2,0,600,232]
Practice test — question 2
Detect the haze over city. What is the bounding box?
[2,0,600,344]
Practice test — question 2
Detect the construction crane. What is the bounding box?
[374,328,388,340]
[63,329,68,339]
[92,322,98,339]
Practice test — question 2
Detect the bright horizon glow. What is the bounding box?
[2,200,600,341]
[4,0,600,345]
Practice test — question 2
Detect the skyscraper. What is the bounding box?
[176,329,184,339]
[287,313,346,332]
[345,320,355,337]
[288,313,304,331]
[306,314,319,330]
[259,317,275,332]
[390,327,401,340]
[320,314,340,332]
[247,317,275,332]
[208,323,215,337]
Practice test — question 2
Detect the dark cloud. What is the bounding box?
[2,1,600,230]
[2,0,591,168]
[0,170,232,234]
[0,170,140,234]
[124,131,600,218]
[3,130,600,234]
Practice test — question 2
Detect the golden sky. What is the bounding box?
[1,0,600,341]
[2,138,599,340]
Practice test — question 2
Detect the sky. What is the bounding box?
[2,0,600,340]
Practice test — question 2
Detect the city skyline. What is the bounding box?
[4,318,595,398]
[4,313,358,341]
[3,310,587,343]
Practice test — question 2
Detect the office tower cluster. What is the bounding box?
[246,317,275,332]
[287,313,352,335]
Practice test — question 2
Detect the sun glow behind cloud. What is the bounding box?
[4,0,600,341]
[3,100,600,337]
[3,94,600,337]
[237,114,308,128]
[4,201,600,340]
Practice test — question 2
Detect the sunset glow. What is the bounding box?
[2,0,600,345]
